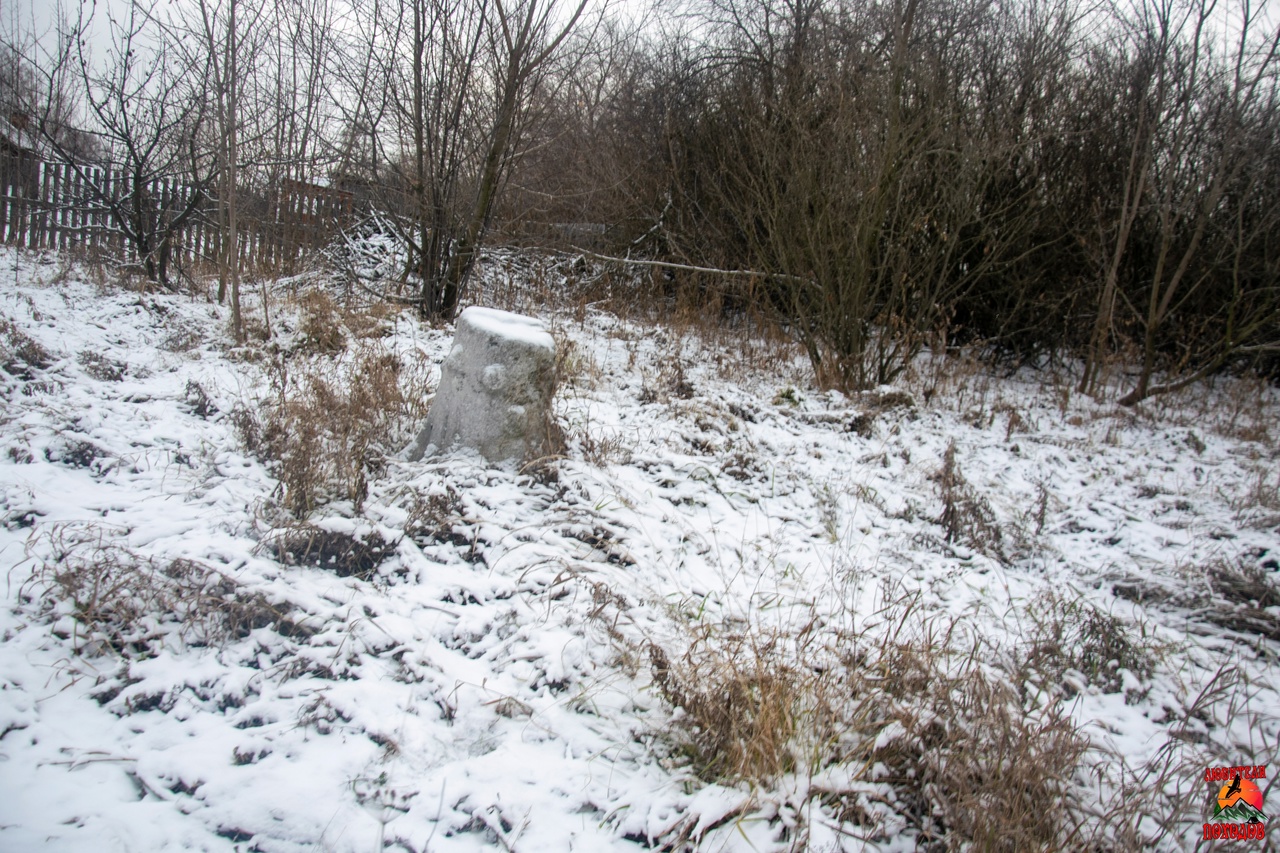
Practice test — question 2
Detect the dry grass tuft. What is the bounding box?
[572,429,631,467]
[291,288,398,353]
[1075,663,1257,849]
[0,316,53,380]
[1204,558,1280,640]
[1114,554,1280,641]
[934,440,1005,559]
[22,524,304,658]
[234,344,429,514]
[77,350,126,382]
[295,290,348,354]
[1231,466,1280,529]
[866,638,1087,852]
[646,596,1092,849]
[638,352,696,404]
[648,628,804,782]
[1020,591,1161,699]
[403,487,467,546]
[183,380,219,419]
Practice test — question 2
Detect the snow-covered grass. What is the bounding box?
[1,246,1277,851]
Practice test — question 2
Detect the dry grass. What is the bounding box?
[295,290,349,354]
[637,347,697,405]
[1074,662,1263,849]
[637,563,1218,851]
[1020,591,1162,699]
[0,316,53,380]
[21,524,304,659]
[934,440,1005,560]
[1113,552,1280,645]
[234,339,430,515]
[867,639,1087,852]
[644,594,1095,850]
[1209,375,1275,445]
[1204,558,1280,640]
[77,350,125,382]
[1231,465,1280,529]
[402,486,467,546]
[476,251,806,387]
[648,628,807,783]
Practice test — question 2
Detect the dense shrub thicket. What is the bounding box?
[503,0,1280,400]
[6,0,1277,399]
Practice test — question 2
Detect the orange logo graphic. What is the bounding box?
[1204,765,1267,842]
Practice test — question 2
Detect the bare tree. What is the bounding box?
[338,0,591,319]
[189,0,274,340]
[1072,0,1280,401]
[34,1,214,286]
[1113,0,1280,403]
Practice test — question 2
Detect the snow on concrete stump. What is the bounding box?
[409,307,557,464]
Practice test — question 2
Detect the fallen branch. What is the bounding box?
[344,270,428,305]
[568,246,811,285]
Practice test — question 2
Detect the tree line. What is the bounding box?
[2,0,1277,400]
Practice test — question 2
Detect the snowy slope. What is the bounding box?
[1,246,1277,852]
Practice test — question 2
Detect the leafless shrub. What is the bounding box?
[22,524,302,658]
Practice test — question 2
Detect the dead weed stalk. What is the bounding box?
[21,524,301,658]
[934,440,1005,560]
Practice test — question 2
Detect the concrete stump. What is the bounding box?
[408,307,557,463]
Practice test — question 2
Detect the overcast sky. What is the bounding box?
[5,0,129,63]
[6,0,1277,73]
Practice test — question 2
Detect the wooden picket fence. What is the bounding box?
[0,152,353,272]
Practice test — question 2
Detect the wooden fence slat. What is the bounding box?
[14,163,28,247]
[51,163,63,249]
[59,163,70,249]
[30,160,47,249]
[1,154,354,274]
[0,162,11,243]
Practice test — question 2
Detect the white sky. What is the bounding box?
[4,0,134,65]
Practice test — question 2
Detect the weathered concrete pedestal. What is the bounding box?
[408,307,557,463]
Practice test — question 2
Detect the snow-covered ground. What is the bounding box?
[1,246,1277,852]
